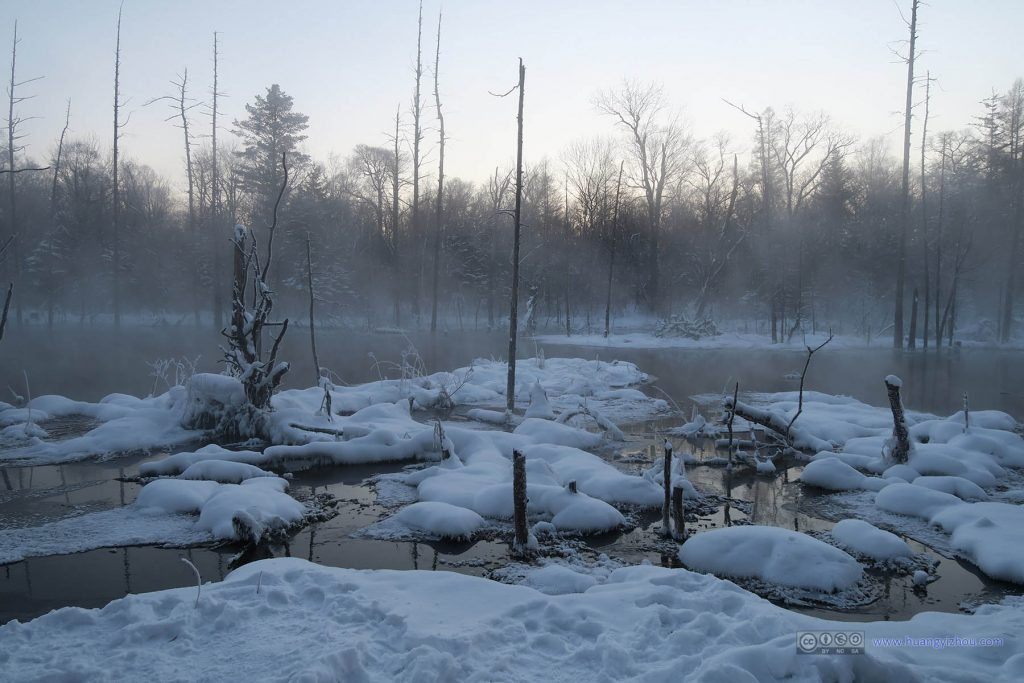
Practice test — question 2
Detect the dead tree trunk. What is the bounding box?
[921,73,932,349]
[671,483,685,541]
[306,234,320,385]
[512,449,529,552]
[908,287,918,349]
[221,153,291,411]
[410,1,424,320]
[894,0,919,349]
[605,161,623,338]
[211,32,223,330]
[430,12,444,334]
[661,440,672,537]
[112,5,124,329]
[391,105,402,327]
[505,59,525,415]
[884,376,911,464]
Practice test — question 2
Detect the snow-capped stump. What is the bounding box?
[524,381,555,420]
[135,476,305,544]
[181,373,258,438]
[678,526,863,592]
[913,570,931,586]
[830,519,912,561]
[197,479,306,544]
[393,501,486,540]
[800,457,887,491]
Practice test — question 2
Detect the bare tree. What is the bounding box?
[998,80,1024,342]
[430,11,444,333]
[410,0,425,318]
[605,160,624,337]
[5,20,45,326]
[894,0,920,348]
[111,4,126,329]
[921,73,933,348]
[503,59,525,415]
[595,81,688,312]
[211,31,224,329]
[147,70,202,324]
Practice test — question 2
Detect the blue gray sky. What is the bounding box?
[9,1,1024,189]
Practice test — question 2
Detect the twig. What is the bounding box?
[179,556,202,608]
[785,330,834,435]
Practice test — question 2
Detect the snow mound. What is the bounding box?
[136,476,304,543]
[392,501,486,540]
[801,457,887,491]
[830,519,912,560]
[679,525,863,592]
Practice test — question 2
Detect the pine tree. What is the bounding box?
[232,84,309,224]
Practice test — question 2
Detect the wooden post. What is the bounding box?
[512,449,529,551]
[662,440,672,537]
[671,484,685,541]
[884,376,911,463]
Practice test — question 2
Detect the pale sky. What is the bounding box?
[8,0,1024,192]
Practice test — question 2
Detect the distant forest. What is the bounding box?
[2,5,1022,348]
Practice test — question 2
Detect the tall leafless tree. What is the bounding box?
[505,59,525,414]
[596,81,687,313]
[430,11,445,333]
[410,0,424,319]
[894,0,919,348]
[110,5,127,328]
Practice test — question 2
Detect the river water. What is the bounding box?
[2,326,1022,624]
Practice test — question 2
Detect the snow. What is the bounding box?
[524,380,555,419]
[179,459,277,484]
[0,506,211,565]
[830,519,913,560]
[931,503,1024,584]
[391,501,486,540]
[874,482,963,519]
[135,476,305,543]
[800,456,888,491]
[885,374,903,388]
[6,558,1022,681]
[911,475,988,501]
[678,525,863,592]
[0,387,200,465]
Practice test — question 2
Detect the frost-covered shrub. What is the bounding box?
[181,373,265,440]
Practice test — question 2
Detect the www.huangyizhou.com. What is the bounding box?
[872,636,1005,649]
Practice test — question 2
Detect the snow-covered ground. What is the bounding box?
[2,557,1022,682]
[717,386,1024,585]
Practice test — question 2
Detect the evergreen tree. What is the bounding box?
[232,84,310,224]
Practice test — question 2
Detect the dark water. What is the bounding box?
[1,328,1023,625]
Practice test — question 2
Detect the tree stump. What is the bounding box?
[885,375,911,463]
[512,449,529,551]
[671,484,685,541]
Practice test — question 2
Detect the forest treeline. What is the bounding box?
[2,10,1022,347]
